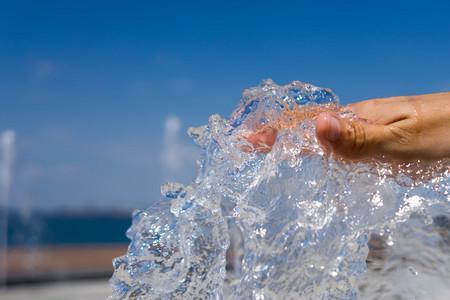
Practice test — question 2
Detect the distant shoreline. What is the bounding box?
[0,244,127,285]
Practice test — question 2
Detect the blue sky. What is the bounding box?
[0,0,449,211]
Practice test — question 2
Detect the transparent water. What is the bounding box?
[109,80,450,299]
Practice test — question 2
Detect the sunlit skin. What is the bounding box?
[243,105,339,153]
[245,92,450,162]
[243,93,450,265]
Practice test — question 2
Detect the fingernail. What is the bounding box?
[327,115,341,142]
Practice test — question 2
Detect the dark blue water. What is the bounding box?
[2,209,131,246]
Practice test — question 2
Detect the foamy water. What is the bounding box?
[109,80,450,299]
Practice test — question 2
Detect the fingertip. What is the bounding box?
[316,112,341,143]
[245,126,278,153]
[316,112,330,141]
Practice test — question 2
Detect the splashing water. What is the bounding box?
[109,80,450,299]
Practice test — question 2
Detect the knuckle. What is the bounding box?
[347,121,367,154]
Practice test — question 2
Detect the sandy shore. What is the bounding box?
[1,244,127,284]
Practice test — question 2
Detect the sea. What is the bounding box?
[2,209,131,247]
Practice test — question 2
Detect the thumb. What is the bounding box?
[315,112,387,159]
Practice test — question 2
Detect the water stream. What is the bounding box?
[110,80,450,299]
[0,130,15,287]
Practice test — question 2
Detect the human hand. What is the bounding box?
[316,92,450,161]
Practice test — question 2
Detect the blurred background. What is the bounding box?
[0,0,449,299]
